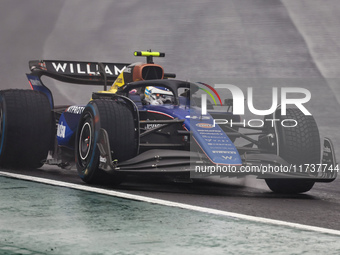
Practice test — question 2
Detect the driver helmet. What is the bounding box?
[144,86,174,105]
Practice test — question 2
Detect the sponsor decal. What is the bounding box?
[145,123,161,130]
[196,123,213,128]
[115,78,123,84]
[38,62,47,71]
[124,67,132,73]
[185,115,210,120]
[29,79,42,86]
[49,62,126,76]
[57,122,66,138]
[212,151,237,154]
[100,156,107,163]
[66,106,85,114]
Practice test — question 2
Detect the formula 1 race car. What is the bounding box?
[0,51,337,193]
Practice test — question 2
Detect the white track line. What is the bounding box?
[1,171,340,236]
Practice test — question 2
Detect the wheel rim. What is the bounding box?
[79,121,92,161]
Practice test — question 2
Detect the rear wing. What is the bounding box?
[28,60,130,86]
[26,52,174,108]
[27,60,130,108]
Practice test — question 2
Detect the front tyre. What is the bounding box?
[75,99,137,184]
[265,108,320,194]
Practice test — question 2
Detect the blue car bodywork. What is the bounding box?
[24,53,337,187]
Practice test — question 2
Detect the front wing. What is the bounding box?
[97,129,337,182]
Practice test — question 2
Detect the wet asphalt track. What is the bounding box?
[1,0,340,231]
[2,176,340,255]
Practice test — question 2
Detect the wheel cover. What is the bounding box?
[79,121,92,161]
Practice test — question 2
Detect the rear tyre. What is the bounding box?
[0,89,53,169]
[75,99,138,184]
[264,108,320,194]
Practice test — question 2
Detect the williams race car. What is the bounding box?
[0,51,337,193]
